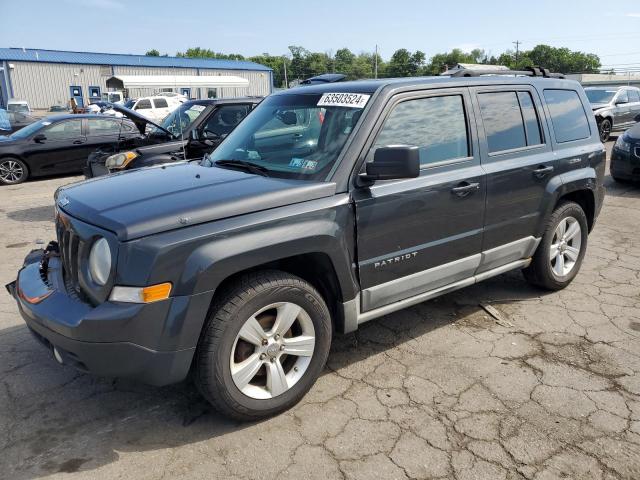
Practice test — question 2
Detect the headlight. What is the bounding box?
[88,237,111,286]
[614,135,631,153]
[105,151,138,169]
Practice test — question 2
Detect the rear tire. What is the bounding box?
[523,201,588,290]
[0,157,29,185]
[194,270,332,421]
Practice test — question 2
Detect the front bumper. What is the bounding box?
[611,147,640,181]
[7,248,210,386]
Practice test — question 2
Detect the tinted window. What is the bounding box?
[44,120,82,140]
[543,90,590,143]
[371,95,469,166]
[203,105,251,137]
[153,98,168,108]
[478,92,526,153]
[628,89,640,103]
[87,118,120,136]
[518,92,543,146]
[135,99,152,110]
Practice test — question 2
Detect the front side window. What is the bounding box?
[157,102,209,137]
[207,92,370,180]
[585,88,617,104]
[629,90,640,103]
[153,98,168,108]
[202,105,251,137]
[543,89,590,143]
[616,91,629,104]
[135,99,152,110]
[44,120,82,140]
[370,95,469,166]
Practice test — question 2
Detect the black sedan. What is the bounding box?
[0,114,141,185]
[611,114,640,183]
[0,109,38,135]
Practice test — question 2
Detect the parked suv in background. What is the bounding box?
[8,71,605,420]
[611,114,640,182]
[585,86,640,142]
[127,95,183,123]
[85,98,261,177]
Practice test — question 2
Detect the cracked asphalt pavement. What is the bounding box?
[1,145,640,479]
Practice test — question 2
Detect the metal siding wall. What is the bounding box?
[5,62,272,108]
[9,61,105,109]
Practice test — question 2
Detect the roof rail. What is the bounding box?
[448,66,565,79]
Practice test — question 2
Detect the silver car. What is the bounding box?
[585,86,640,142]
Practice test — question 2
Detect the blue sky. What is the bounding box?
[2,0,640,71]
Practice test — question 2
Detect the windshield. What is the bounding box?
[206,93,370,180]
[155,102,208,137]
[9,119,47,139]
[585,89,617,104]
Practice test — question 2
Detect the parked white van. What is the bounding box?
[129,95,182,123]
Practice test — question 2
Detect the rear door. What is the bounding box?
[353,88,486,312]
[23,118,88,175]
[471,86,554,271]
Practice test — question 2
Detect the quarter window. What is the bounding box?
[543,89,591,143]
[44,120,82,140]
[518,92,543,146]
[371,95,469,166]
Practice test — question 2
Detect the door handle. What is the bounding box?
[72,140,85,145]
[451,182,480,197]
[533,165,554,178]
[292,133,303,138]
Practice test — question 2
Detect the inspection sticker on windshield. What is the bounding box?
[190,105,206,112]
[317,93,370,109]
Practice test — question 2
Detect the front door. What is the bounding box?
[70,86,84,108]
[191,104,252,157]
[24,119,89,175]
[353,89,486,312]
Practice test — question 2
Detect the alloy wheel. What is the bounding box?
[230,302,316,399]
[0,160,25,184]
[549,216,582,277]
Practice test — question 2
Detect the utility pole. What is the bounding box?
[375,45,378,79]
[513,40,522,69]
[283,57,288,89]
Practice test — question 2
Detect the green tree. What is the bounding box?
[145,49,160,56]
[176,47,245,61]
[334,48,356,76]
[523,45,600,73]
[386,49,425,77]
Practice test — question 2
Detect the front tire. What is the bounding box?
[0,158,29,185]
[194,270,332,421]
[598,118,612,143]
[523,201,588,290]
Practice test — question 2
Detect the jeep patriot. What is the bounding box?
[8,71,606,420]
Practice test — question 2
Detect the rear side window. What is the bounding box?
[543,89,590,143]
[371,95,469,166]
[629,90,640,103]
[478,91,543,154]
[153,98,168,108]
[87,118,120,136]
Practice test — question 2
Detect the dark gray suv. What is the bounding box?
[8,72,606,420]
[585,86,640,142]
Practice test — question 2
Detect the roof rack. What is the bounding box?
[448,66,565,79]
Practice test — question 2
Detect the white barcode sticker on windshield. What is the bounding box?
[317,93,370,109]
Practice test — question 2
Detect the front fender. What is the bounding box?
[118,195,359,301]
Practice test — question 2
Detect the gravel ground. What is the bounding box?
[0,143,639,480]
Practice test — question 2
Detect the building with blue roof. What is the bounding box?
[0,48,273,109]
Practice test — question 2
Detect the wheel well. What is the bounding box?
[558,190,595,232]
[595,114,612,124]
[212,253,343,328]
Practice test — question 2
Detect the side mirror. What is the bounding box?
[360,146,420,183]
[615,99,628,106]
[33,134,46,143]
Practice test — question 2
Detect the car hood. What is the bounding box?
[93,102,172,136]
[0,134,14,142]
[56,162,336,241]
[624,123,640,141]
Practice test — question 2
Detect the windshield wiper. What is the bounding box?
[214,159,269,177]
